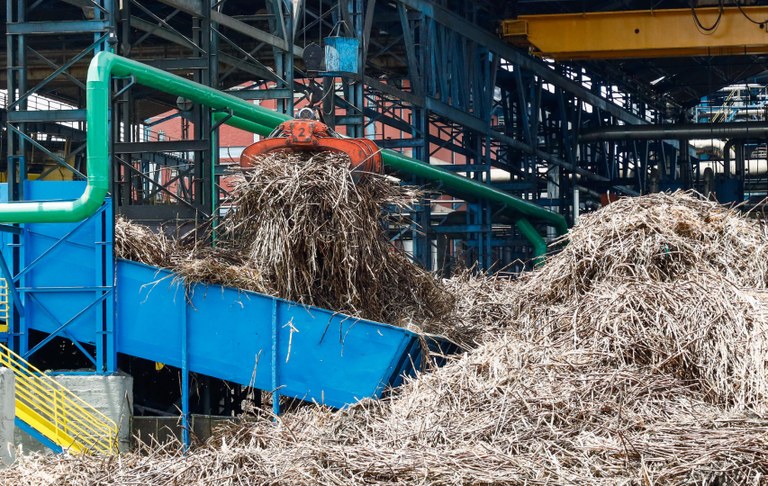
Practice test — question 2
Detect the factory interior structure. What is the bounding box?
[0,0,767,455]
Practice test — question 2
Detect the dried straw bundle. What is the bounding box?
[527,190,768,293]
[11,191,768,484]
[8,327,768,485]
[114,216,173,268]
[512,191,768,411]
[219,150,453,327]
[170,247,270,294]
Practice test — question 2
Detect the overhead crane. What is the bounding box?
[502,6,768,60]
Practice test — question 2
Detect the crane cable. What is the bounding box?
[691,0,724,34]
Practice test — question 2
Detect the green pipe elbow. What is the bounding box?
[0,52,292,223]
[515,218,548,266]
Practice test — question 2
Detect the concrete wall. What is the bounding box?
[14,424,50,455]
[0,368,15,466]
[53,373,134,452]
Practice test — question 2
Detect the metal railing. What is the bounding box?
[0,343,118,454]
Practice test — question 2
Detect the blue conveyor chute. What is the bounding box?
[117,260,444,408]
[0,181,454,410]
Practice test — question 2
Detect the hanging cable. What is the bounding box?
[737,0,768,25]
[690,0,724,34]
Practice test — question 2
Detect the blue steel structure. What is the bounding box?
[0,182,115,372]
[112,0,668,271]
[0,180,454,447]
[5,1,767,271]
[3,0,768,450]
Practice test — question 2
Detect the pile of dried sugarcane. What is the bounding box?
[511,191,768,410]
[219,151,453,327]
[115,151,454,333]
[10,190,768,484]
[114,216,173,269]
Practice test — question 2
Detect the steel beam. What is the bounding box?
[228,88,293,100]
[6,110,87,122]
[397,0,645,125]
[6,20,109,34]
[114,140,210,153]
[130,15,281,82]
[155,0,304,57]
[504,6,768,60]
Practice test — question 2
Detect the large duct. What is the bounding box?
[580,122,768,142]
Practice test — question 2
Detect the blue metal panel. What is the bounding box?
[116,260,434,408]
[323,36,359,75]
[21,182,108,346]
[715,179,741,204]
[0,181,114,369]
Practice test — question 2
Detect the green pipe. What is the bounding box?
[0,51,567,261]
[380,149,568,236]
[515,218,547,264]
[0,52,290,223]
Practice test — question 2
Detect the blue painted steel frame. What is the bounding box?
[0,181,115,373]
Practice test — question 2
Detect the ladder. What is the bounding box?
[0,343,118,454]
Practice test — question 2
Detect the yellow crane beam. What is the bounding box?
[501,6,768,60]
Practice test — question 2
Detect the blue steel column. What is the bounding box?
[98,0,116,373]
[6,0,26,356]
[270,298,280,416]
[209,0,222,228]
[180,284,190,449]
[268,0,295,117]
[5,0,115,367]
[412,11,431,269]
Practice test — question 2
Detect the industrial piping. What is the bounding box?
[0,52,567,257]
[0,52,290,224]
[580,121,768,142]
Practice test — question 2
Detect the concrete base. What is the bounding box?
[52,373,134,452]
[0,368,15,466]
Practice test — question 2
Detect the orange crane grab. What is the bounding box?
[240,108,382,173]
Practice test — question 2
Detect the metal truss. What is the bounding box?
[4,0,115,370]
[5,0,702,275]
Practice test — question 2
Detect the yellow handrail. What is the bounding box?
[712,88,738,123]
[0,343,118,454]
